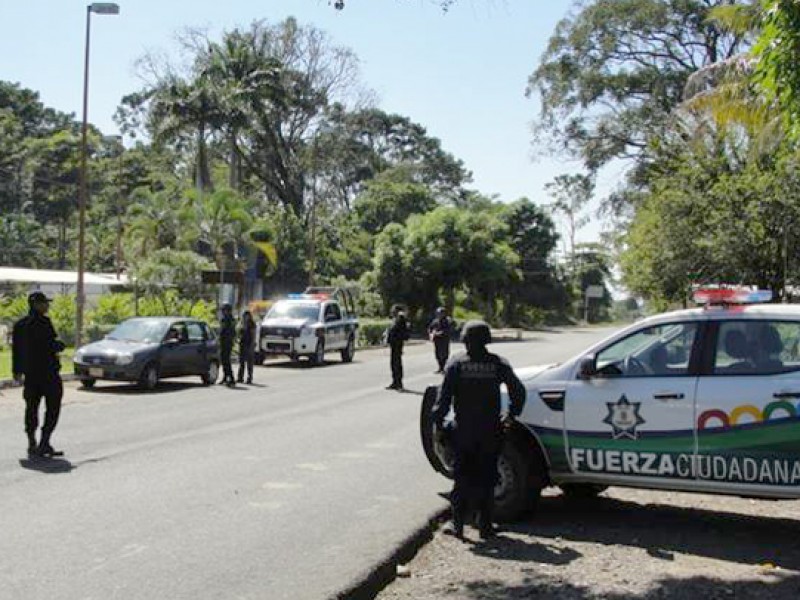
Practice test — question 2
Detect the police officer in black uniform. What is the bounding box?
[428,306,453,373]
[385,305,410,391]
[237,310,256,385]
[12,292,66,457]
[219,304,236,387]
[433,320,526,539]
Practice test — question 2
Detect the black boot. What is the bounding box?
[27,435,37,457]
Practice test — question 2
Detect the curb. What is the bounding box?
[330,506,449,600]
[0,374,78,390]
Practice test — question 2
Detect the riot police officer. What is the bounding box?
[219,304,236,387]
[433,320,526,539]
[12,292,66,457]
[385,305,410,391]
[237,310,256,385]
[427,306,453,373]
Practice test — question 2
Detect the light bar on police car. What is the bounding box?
[692,287,772,305]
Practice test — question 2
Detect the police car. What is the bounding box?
[420,288,800,521]
[257,287,358,365]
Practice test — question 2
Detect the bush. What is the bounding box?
[88,293,134,327]
[49,295,77,347]
[358,319,392,347]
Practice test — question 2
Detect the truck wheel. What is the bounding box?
[201,361,219,386]
[254,351,265,366]
[138,362,159,391]
[560,483,607,501]
[341,336,355,363]
[311,340,325,366]
[80,378,96,389]
[419,386,454,478]
[494,438,544,522]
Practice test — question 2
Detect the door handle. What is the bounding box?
[653,392,685,401]
[773,391,800,399]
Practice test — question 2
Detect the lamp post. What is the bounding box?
[77,2,120,349]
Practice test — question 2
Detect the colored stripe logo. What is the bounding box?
[698,401,798,430]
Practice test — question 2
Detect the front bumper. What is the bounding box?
[74,362,141,382]
[260,335,317,356]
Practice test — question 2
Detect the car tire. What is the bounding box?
[341,336,355,363]
[419,385,454,478]
[201,361,219,386]
[560,483,607,501]
[311,340,325,366]
[494,439,543,523]
[80,378,96,389]
[138,362,159,391]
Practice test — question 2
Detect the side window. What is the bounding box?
[202,323,216,340]
[713,320,800,375]
[595,322,698,378]
[187,322,204,342]
[325,304,342,322]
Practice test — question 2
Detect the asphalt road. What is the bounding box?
[0,327,615,600]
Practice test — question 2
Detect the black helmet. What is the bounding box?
[461,320,491,347]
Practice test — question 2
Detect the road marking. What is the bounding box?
[296,462,328,472]
[262,481,302,490]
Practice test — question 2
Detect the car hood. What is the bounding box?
[261,318,312,328]
[78,339,154,354]
[515,363,559,382]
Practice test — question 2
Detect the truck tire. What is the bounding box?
[311,340,325,366]
[494,438,544,522]
[341,336,355,363]
[254,351,265,366]
[419,385,454,478]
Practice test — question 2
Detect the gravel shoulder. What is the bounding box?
[378,486,800,599]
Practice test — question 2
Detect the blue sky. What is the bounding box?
[1,0,613,242]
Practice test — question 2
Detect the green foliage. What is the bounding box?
[47,295,77,347]
[88,293,135,326]
[136,291,217,323]
[357,319,392,347]
[0,295,29,327]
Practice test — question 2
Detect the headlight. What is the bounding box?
[300,326,313,337]
[115,353,134,366]
[73,349,85,363]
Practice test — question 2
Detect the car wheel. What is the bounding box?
[560,483,607,501]
[138,363,159,391]
[311,340,325,366]
[201,361,219,386]
[493,439,544,523]
[80,378,96,389]
[419,385,454,478]
[340,336,355,363]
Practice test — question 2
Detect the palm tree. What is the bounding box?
[125,186,184,258]
[180,188,253,270]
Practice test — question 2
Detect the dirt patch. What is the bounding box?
[378,487,800,599]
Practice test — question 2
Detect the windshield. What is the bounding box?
[107,319,171,343]
[266,302,320,321]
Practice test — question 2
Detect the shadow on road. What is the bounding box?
[18,457,75,474]
[459,573,800,600]
[449,493,800,598]
[262,359,359,370]
[79,381,206,395]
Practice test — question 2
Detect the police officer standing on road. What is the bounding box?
[237,310,256,385]
[219,304,236,387]
[428,307,453,374]
[434,320,526,539]
[12,292,66,457]
[385,305,410,391]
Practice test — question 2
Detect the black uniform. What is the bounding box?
[12,310,65,453]
[219,314,236,385]
[386,313,410,389]
[434,346,526,533]
[237,318,256,384]
[428,315,453,372]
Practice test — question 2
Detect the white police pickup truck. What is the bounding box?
[257,287,358,366]
[421,288,800,521]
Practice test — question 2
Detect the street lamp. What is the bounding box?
[76,2,120,349]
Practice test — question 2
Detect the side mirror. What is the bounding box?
[578,355,597,380]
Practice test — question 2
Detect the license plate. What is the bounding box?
[89,368,103,378]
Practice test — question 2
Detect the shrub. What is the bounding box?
[357,319,392,347]
[88,293,134,327]
[49,295,77,347]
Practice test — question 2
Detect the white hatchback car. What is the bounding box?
[421,289,800,521]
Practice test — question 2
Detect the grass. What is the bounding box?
[0,348,75,381]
